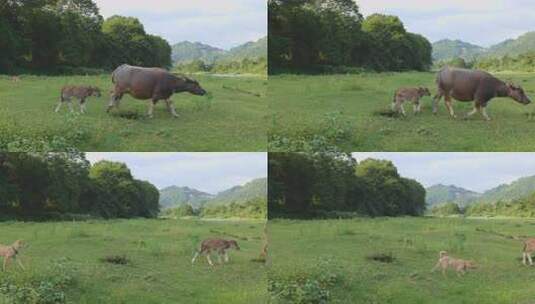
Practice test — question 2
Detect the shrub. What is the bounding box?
[269,256,344,304]
[0,258,76,304]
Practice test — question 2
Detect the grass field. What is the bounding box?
[0,74,267,151]
[269,72,535,151]
[269,217,535,304]
[0,219,267,304]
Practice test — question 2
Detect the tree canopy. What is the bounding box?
[0,0,171,73]
[268,153,426,218]
[268,0,432,73]
[0,153,159,220]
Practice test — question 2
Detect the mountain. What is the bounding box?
[159,186,214,209]
[427,175,535,207]
[486,32,535,58]
[426,184,481,208]
[171,41,225,65]
[171,36,267,65]
[478,176,535,203]
[433,32,535,62]
[432,39,487,62]
[204,178,267,207]
[223,37,267,61]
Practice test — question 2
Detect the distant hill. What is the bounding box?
[427,175,535,207]
[159,177,267,209]
[432,39,486,62]
[426,184,481,208]
[432,31,535,62]
[159,186,214,209]
[204,178,267,207]
[171,36,267,65]
[171,41,225,65]
[479,176,535,203]
[486,32,535,58]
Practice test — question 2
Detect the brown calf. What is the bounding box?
[392,87,431,116]
[56,86,101,114]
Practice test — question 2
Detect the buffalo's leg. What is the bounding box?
[165,99,179,118]
[107,90,123,113]
[147,100,157,118]
[224,251,229,263]
[444,95,456,118]
[400,104,407,116]
[480,107,491,121]
[464,103,480,119]
[432,91,444,114]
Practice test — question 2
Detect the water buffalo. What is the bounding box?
[108,64,207,118]
[433,67,531,120]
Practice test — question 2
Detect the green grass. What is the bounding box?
[0,74,267,151]
[0,219,267,303]
[269,72,535,151]
[270,217,535,304]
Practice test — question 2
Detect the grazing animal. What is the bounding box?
[522,238,535,266]
[191,239,240,266]
[392,87,431,115]
[432,251,476,277]
[0,240,25,271]
[11,76,20,83]
[108,64,207,118]
[433,66,531,120]
[56,86,102,114]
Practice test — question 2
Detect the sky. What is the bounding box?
[352,153,535,193]
[85,153,267,194]
[93,0,266,49]
[357,0,535,47]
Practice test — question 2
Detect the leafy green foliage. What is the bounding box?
[0,0,171,73]
[269,153,426,218]
[269,256,344,304]
[201,197,267,219]
[269,1,432,73]
[0,153,159,220]
[0,258,76,304]
[429,202,463,216]
[465,193,535,217]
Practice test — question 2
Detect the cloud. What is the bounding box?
[357,0,535,47]
[93,0,266,49]
[352,153,535,192]
[85,153,267,194]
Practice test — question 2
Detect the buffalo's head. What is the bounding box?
[177,77,207,96]
[418,87,431,97]
[507,83,531,105]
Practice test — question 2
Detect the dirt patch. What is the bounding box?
[366,252,396,263]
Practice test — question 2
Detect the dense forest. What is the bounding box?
[268,0,432,73]
[268,153,426,218]
[0,153,159,220]
[0,0,171,73]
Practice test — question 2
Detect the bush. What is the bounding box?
[269,256,344,304]
[269,111,354,153]
[0,258,76,304]
[429,202,463,216]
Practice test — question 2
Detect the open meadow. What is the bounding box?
[0,219,267,304]
[269,72,535,152]
[0,74,267,152]
[269,217,535,304]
